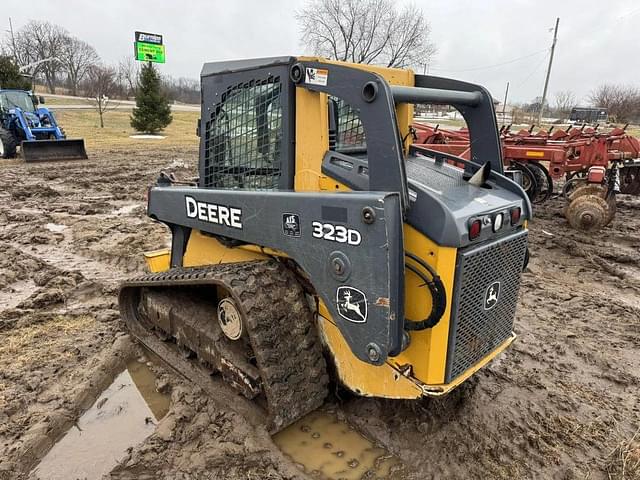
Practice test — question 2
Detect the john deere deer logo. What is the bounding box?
[484,281,500,310]
[336,286,367,323]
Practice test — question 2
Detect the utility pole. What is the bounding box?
[538,17,559,125]
[502,81,509,123]
[8,17,18,59]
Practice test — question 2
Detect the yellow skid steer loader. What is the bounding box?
[120,57,531,432]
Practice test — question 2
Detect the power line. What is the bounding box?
[514,52,548,88]
[430,49,548,73]
[618,6,640,19]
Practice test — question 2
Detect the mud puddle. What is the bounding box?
[112,204,141,216]
[30,359,170,480]
[0,278,35,309]
[44,223,67,233]
[27,243,119,285]
[274,409,406,480]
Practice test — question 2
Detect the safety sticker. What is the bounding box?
[306,67,328,86]
[282,213,301,237]
[336,286,368,323]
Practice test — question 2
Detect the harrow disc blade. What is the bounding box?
[565,194,609,232]
[567,184,607,201]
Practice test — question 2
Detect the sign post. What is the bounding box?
[134,31,165,64]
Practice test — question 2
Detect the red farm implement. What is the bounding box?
[412,123,640,231]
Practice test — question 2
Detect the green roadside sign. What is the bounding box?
[134,31,165,63]
[134,42,165,63]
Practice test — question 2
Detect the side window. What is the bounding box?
[203,76,282,189]
[331,97,367,154]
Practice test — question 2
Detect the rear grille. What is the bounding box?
[445,230,528,382]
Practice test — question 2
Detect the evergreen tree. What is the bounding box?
[130,62,172,134]
[0,56,31,90]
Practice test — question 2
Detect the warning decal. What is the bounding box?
[306,67,328,86]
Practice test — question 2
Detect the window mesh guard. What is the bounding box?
[203,76,283,189]
[332,97,367,152]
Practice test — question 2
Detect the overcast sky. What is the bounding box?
[4,0,639,104]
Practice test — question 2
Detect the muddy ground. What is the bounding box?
[0,146,638,479]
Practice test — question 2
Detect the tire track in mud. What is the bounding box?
[0,149,201,479]
[2,152,639,479]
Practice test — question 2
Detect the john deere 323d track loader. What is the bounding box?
[119,57,531,432]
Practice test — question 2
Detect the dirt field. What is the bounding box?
[0,142,639,479]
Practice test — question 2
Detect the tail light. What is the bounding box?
[510,207,521,225]
[469,219,482,240]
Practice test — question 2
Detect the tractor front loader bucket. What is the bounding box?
[21,139,88,162]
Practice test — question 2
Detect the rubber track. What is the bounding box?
[120,260,329,432]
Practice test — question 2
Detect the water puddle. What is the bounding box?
[113,204,140,216]
[274,410,405,479]
[0,279,35,309]
[44,223,67,233]
[27,243,117,285]
[30,359,170,480]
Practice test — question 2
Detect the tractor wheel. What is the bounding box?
[513,162,539,201]
[0,128,18,159]
[526,162,553,204]
[565,194,609,232]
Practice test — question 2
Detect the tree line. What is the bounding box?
[4,12,639,124]
[296,0,640,124]
[514,85,640,124]
[2,20,199,104]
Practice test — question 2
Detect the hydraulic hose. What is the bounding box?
[404,253,447,330]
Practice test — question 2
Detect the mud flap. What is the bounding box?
[146,187,406,365]
[21,139,88,162]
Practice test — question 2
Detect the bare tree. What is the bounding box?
[61,37,99,96]
[296,0,435,68]
[553,90,575,119]
[163,76,200,104]
[117,56,139,97]
[6,21,68,93]
[589,84,640,123]
[85,65,118,128]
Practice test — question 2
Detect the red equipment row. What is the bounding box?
[412,122,640,194]
[411,122,640,231]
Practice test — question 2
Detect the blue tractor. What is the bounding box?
[0,89,87,161]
